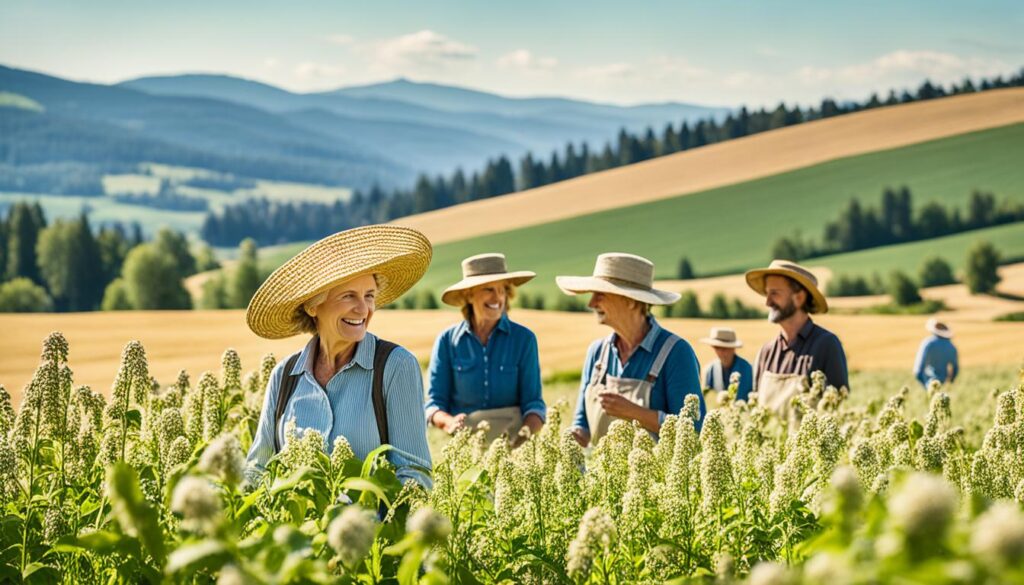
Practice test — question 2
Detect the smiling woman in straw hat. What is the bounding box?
[699,326,753,402]
[913,318,958,389]
[558,253,705,447]
[425,253,545,445]
[244,225,434,488]
[744,259,848,418]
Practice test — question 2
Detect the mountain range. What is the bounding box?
[0,64,726,190]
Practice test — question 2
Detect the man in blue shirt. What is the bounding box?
[699,326,753,402]
[913,318,959,388]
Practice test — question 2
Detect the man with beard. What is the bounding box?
[744,260,848,415]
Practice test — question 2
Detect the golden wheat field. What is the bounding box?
[2,299,1022,405]
[395,88,1024,245]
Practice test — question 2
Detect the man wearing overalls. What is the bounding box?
[745,260,849,416]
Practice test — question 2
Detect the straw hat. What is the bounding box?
[926,318,953,339]
[700,326,744,348]
[745,259,828,314]
[246,225,432,339]
[556,253,680,305]
[441,253,536,306]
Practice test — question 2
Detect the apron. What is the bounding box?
[464,406,523,445]
[756,370,806,423]
[584,333,680,444]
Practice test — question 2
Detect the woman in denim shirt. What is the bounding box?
[426,253,546,444]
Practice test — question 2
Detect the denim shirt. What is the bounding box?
[913,335,959,388]
[572,316,706,434]
[703,355,754,402]
[426,314,546,423]
[245,333,432,488]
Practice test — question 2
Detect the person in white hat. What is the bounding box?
[426,253,545,445]
[913,318,958,388]
[699,326,753,401]
[244,225,434,488]
[745,260,848,416]
[558,253,705,447]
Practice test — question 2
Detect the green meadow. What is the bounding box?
[410,122,1024,297]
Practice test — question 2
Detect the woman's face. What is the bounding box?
[466,280,508,324]
[587,291,634,327]
[308,273,377,344]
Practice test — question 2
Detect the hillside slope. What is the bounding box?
[393,88,1024,245]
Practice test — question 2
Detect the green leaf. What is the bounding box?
[341,477,392,508]
[106,463,166,565]
[396,544,425,585]
[361,444,394,478]
[21,561,50,579]
[165,540,229,574]
[52,530,122,554]
[270,467,314,495]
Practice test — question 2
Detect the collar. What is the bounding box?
[797,317,816,340]
[291,333,377,376]
[612,315,662,354]
[452,313,510,345]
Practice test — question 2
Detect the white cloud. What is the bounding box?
[796,50,1010,88]
[325,33,355,46]
[264,57,280,69]
[372,30,477,72]
[649,56,710,81]
[294,61,346,80]
[497,49,558,72]
[576,62,636,82]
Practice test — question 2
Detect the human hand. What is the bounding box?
[598,392,638,419]
[444,411,468,434]
[571,426,591,448]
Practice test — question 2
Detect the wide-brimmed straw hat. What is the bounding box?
[246,225,432,339]
[556,253,680,305]
[441,253,536,306]
[745,259,828,314]
[926,317,953,339]
[700,326,744,348]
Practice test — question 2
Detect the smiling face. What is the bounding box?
[307,273,377,345]
[465,280,508,324]
[587,291,637,328]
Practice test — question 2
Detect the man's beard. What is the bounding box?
[768,299,797,323]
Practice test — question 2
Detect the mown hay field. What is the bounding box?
[2,308,1022,405]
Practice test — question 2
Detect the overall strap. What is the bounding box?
[590,335,615,384]
[372,339,398,445]
[273,351,303,452]
[645,335,681,383]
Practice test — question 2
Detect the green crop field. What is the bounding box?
[815,221,1024,277]
[415,123,1024,298]
[259,123,1024,299]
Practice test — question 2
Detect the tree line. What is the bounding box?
[202,69,1024,247]
[0,202,222,312]
[772,188,1024,262]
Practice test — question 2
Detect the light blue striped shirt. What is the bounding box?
[245,333,432,488]
[913,335,959,388]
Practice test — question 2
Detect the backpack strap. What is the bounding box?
[273,352,303,452]
[372,339,398,446]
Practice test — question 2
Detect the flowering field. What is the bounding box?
[1,333,1023,584]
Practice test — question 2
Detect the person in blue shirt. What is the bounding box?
[913,318,959,388]
[426,253,545,444]
[244,225,434,488]
[699,326,753,402]
[557,253,706,447]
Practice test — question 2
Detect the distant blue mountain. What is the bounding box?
[121,73,728,167]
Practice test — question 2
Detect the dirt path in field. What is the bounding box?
[392,89,1024,245]
[3,302,1022,404]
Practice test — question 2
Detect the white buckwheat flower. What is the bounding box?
[328,505,378,568]
[199,434,245,487]
[170,475,222,533]
[969,501,1024,567]
[406,505,451,546]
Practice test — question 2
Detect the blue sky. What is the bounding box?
[1,0,1021,107]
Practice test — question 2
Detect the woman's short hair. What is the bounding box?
[461,282,517,321]
[295,274,380,334]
